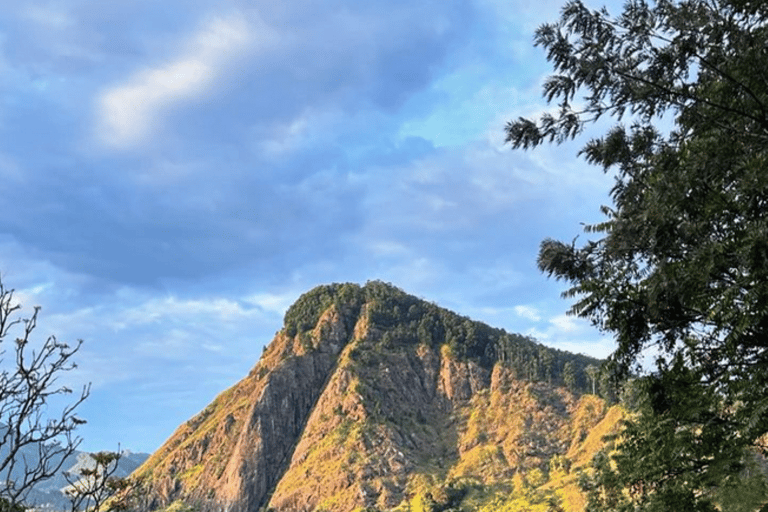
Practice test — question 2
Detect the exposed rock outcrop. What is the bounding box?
[132,282,618,512]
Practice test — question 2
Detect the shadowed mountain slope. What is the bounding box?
[132,281,620,512]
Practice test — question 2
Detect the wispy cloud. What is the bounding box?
[514,305,541,321]
[114,295,263,328]
[244,292,297,316]
[97,12,263,148]
[550,314,580,333]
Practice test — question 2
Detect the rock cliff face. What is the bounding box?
[133,282,619,512]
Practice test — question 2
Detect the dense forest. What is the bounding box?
[284,281,607,398]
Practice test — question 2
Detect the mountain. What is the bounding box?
[0,447,149,511]
[132,281,622,512]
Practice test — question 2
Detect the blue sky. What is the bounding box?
[0,0,622,453]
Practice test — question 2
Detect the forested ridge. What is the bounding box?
[284,281,606,397]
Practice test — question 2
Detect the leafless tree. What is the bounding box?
[0,278,90,507]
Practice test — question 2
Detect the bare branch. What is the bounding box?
[0,278,91,507]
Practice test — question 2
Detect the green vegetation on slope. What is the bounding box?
[284,281,604,398]
[353,396,624,512]
[137,280,623,512]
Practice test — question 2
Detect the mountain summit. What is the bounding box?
[132,282,620,512]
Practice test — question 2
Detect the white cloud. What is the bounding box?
[113,294,263,330]
[367,240,412,257]
[99,59,210,144]
[96,12,267,148]
[259,115,312,158]
[522,324,610,358]
[24,284,286,393]
[513,304,541,321]
[12,282,53,311]
[244,291,296,316]
[550,313,580,333]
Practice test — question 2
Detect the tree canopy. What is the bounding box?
[283,281,602,394]
[507,0,768,509]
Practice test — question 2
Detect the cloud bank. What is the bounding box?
[0,0,624,451]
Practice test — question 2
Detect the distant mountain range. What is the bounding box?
[0,441,148,511]
[129,282,623,512]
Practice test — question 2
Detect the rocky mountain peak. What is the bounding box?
[131,282,620,512]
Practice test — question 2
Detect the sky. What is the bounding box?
[0,0,624,453]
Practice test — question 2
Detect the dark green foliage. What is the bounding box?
[283,283,365,336]
[428,479,478,511]
[288,281,602,395]
[0,499,23,512]
[508,0,768,508]
[361,281,597,389]
[562,362,576,392]
[583,358,763,511]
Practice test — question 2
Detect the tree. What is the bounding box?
[0,277,104,509]
[583,357,766,511]
[0,499,24,512]
[64,451,126,512]
[506,0,768,508]
[596,366,615,403]
[562,361,577,391]
[584,365,599,395]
